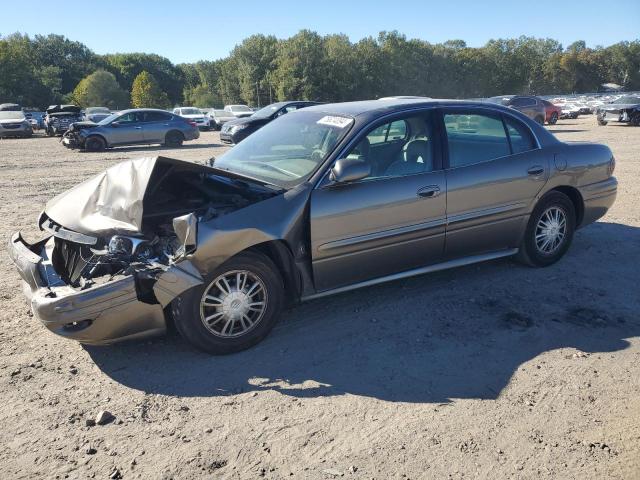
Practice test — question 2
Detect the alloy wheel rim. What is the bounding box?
[535,206,567,255]
[199,270,267,338]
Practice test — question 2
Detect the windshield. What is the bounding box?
[214,111,354,188]
[180,108,202,115]
[613,96,640,104]
[230,105,251,112]
[214,110,228,116]
[251,104,282,119]
[0,111,25,120]
[97,113,120,125]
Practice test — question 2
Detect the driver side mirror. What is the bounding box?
[330,157,371,184]
[110,121,120,128]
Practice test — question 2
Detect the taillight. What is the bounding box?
[608,155,616,176]
[187,121,197,127]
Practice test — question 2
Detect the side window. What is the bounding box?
[343,114,434,180]
[284,105,299,113]
[116,112,139,124]
[505,117,536,154]
[143,111,172,122]
[444,113,510,168]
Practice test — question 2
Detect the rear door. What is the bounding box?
[310,110,447,291]
[141,111,174,143]
[441,107,549,258]
[108,112,144,145]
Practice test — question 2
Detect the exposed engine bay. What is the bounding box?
[40,157,280,294]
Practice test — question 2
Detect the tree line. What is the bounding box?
[1,31,638,110]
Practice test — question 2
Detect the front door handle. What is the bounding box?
[417,185,441,198]
[527,166,544,176]
[134,126,142,130]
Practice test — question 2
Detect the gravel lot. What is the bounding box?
[0,118,639,479]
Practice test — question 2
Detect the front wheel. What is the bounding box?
[597,117,608,126]
[172,252,284,354]
[85,136,106,152]
[517,191,576,267]
[548,112,558,125]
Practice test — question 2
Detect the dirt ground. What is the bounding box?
[0,117,638,480]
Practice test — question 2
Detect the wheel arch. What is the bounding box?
[243,240,303,305]
[547,186,584,227]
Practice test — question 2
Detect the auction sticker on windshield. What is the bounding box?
[317,115,353,128]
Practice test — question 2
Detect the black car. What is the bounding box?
[220,101,320,144]
[44,105,83,136]
[596,95,640,126]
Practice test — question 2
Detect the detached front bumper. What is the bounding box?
[8,232,166,345]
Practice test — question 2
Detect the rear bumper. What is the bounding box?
[185,128,200,140]
[8,232,166,345]
[579,177,617,227]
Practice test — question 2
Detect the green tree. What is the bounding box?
[71,70,129,109]
[130,71,170,109]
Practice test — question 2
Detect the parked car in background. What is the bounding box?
[0,103,22,111]
[220,101,320,144]
[596,95,640,126]
[0,109,33,138]
[44,105,83,136]
[223,104,253,118]
[173,107,210,130]
[61,108,200,151]
[206,109,236,130]
[541,100,562,125]
[559,104,580,119]
[9,99,617,354]
[486,95,546,124]
[83,107,112,123]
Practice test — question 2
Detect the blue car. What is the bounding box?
[62,108,200,151]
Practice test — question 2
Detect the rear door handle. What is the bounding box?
[527,166,544,176]
[417,185,441,198]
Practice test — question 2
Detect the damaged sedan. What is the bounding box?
[10,99,617,354]
[596,95,640,126]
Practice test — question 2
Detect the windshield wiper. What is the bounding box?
[238,161,298,178]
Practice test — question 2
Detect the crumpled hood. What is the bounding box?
[43,157,215,236]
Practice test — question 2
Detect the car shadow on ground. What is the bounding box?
[87,222,640,404]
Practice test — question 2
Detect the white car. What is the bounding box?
[205,109,237,130]
[172,107,210,130]
[223,104,253,118]
[559,104,581,119]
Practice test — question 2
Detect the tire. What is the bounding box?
[535,116,545,125]
[164,130,184,147]
[171,251,284,354]
[46,127,54,137]
[84,136,106,152]
[517,191,576,267]
[631,114,640,127]
[597,117,608,126]
[548,112,558,125]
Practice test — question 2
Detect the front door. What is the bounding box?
[310,111,447,291]
[441,108,550,258]
[108,111,145,145]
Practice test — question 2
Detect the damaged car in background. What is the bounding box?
[44,104,83,136]
[596,95,640,126]
[62,108,200,151]
[10,99,617,354]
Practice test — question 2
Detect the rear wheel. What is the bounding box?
[548,112,558,125]
[165,130,184,147]
[597,117,608,126]
[84,136,106,152]
[535,115,545,125]
[631,114,640,126]
[172,251,284,354]
[517,191,576,267]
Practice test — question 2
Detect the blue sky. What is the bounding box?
[2,0,638,63]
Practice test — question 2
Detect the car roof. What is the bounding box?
[302,98,511,118]
[117,108,173,114]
